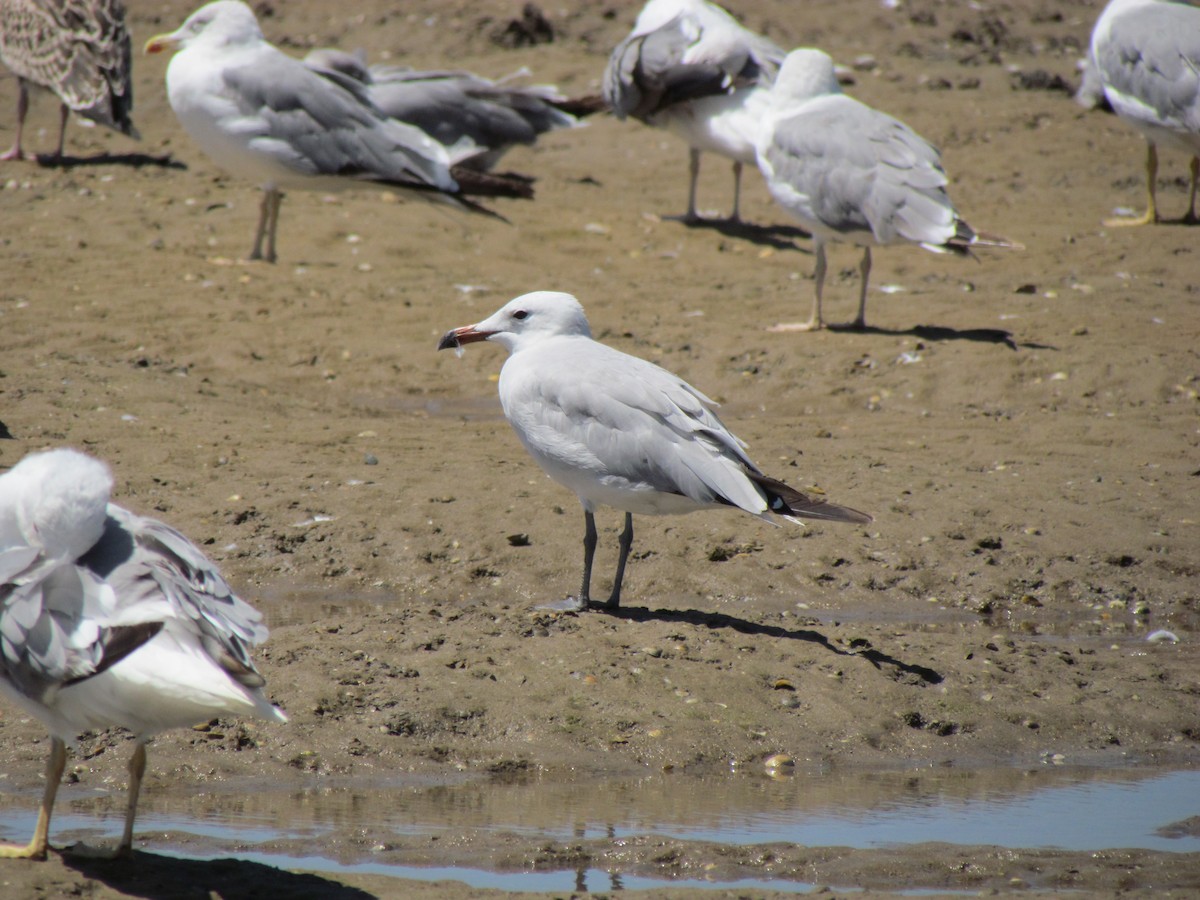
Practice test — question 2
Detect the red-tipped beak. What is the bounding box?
[437,326,491,351]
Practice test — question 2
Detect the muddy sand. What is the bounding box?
[0,0,1197,896]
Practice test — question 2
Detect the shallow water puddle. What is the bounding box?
[1,766,1196,892]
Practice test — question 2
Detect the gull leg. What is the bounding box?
[52,102,69,161]
[1184,156,1199,225]
[769,240,826,332]
[666,148,702,224]
[250,188,282,262]
[579,510,597,606]
[603,512,634,610]
[1105,142,1158,226]
[1,81,32,161]
[728,161,743,224]
[69,741,146,858]
[0,737,66,858]
[265,190,282,263]
[115,742,146,857]
[849,246,872,330]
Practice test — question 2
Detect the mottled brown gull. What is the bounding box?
[0,0,138,160]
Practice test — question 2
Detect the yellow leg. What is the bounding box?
[769,240,827,332]
[0,738,67,859]
[115,742,146,857]
[1105,142,1159,226]
[69,741,146,859]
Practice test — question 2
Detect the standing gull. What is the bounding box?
[305,48,603,173]
[603,0,784,223]
[1082,0,1200,226]
[144,1,529,263]
[755,48,1019,332]
[0,448,285,859]
[438,291,871,611]
[0,0,138,161]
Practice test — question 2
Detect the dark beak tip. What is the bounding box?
[436,330,461,352]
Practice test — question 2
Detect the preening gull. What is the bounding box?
[755,48,1019,332]
[438,291,871,611]
[603,0,784,223]
[1082,0,1200,225]
[305,47,603,173]
[0,448,285,859]
[144,1,530,263]
[0,0,138,160]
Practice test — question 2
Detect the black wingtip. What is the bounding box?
[749,472,873,524]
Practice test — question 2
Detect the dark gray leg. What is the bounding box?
[604,512,634,609]
[579,510,597,606]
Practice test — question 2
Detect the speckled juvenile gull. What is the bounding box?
[603,0,784,223]
[145,1,529,263]
[1082,0,1200,225]
[755,49,1019,332]
[438,291,871,611]
[305,47,602,172]
[0,0,137,160]
[0,448,285,859]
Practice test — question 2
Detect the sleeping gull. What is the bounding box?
[0,448,285,859]
[1082,0,1200,226]
[144,1,530,263]
[755,48,1020,332]
[304,47,603,172]
[438,291,871,611]
[603,0,784,223]
[0,0,138,160]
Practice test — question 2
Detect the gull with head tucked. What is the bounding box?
[439,291,871,611]
[0,448,285,859]
[144,1,528,263]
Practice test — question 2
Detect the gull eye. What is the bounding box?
[512,309,529,321]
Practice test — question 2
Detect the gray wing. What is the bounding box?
[92,505,270,686]
[603,12,779,122]
[0,505,267,703]
[222,53,457,192]
[509,341,771,514]
[0,0,137,136]
[366,70,579,165]
[765,97,962,246]
[1094,4,1200,134]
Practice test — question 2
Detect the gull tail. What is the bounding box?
[748,473,873,525]
[451,166,535,200]
[553,93,609,117]
[938,219,1024,255]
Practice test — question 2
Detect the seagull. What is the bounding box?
[0,0,138,161]
[304,47,604,173]
[603,0,784,223]
[0,448,285,859]
[438,291,871,611]
[1082,0,1200,226]
[144,1,530,263]
[755,48,1020,332]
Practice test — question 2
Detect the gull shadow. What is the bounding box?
[676,216,812,252]
[826,321,1057,351]
[36,152,186,171]
[63,849,374,900]
[594,604,942,685]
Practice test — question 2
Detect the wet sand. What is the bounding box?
[0,0,1197,896]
